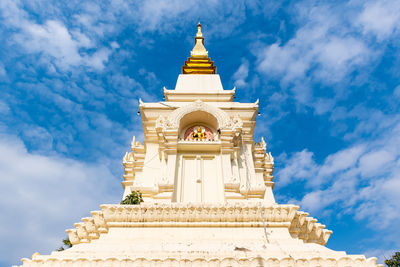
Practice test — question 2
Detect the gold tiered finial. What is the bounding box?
[182,22,217,74]
[196,22,203,37]
[191,22,207,57]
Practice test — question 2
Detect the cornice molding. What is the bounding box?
[20,255,381,266]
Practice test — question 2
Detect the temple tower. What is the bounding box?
[16,23,382,267]
[123,22,273,204]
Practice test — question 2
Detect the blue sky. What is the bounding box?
[0,0,399,266]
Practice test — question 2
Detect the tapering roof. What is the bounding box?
[182,22,217,75]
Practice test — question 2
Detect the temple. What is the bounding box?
[16,23,381,267]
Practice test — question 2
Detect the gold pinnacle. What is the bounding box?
[191,22,208,57]
[182,22,216,74]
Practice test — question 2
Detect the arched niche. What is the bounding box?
[178,111,218,140]
[166,100,230,131]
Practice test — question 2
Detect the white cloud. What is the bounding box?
[0,0,111,71]
[358,149,396,177]
[110,41,120,49]
[343,106,398,140]
[252,0,400,122]
[276,115,400,246]
[233,58,249,87]
[254,2,386,112]
[357,0,400,40]
[364,248,397,266]
[277,145,366,188]
[84,47,111,70]
[0,133,120,266]
[254,92,289,141]
[20,125,54,153]
[0,62,6,77]
[356,174,400,229]
[136,0,193,32]
[19,20,84,66]
[257,7,370,87]
[314,36,367,81]
[0,0,26,27]
[317,145,365,181]
[394,85,400,98]
[0,100,10,115]
[276,149,316,186]
[129,0,257,38]
[72,4,115,37]
[18,20,111,70]
[313,98,335,115]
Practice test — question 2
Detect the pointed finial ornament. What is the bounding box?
[196,22,203,38]
[182,22,216,74]
[191,22,208,57]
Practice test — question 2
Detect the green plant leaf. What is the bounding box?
[120,191,144,205]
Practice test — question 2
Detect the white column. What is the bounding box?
[196,155,202,202]
[244,143,257,187]
[167,153,178,201]
[231,151,240,183]
[221,153,233,183]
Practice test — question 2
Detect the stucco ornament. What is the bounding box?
[156,100,244,134]
[167,100,230,130]
[224,114,243,134]
[155,115,176,130]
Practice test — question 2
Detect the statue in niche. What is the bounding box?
[184,125,214,141]
[193,126,205,140]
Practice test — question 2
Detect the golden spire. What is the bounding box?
[182,22,216,74]
[191,22,208,57]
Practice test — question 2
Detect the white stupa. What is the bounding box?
[17,23,382,267]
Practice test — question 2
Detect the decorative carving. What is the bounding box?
[167,100,230,130]
[155,115,176,130]
[122,136,145,184]
[65,229,79,245]
[73,222,89,243]
[231,114,243,131]
[289,211,308,238]
[101,203,298,225]
[255,137,266,150]
[65,203,334,247]
[241,143,264,196]
[82,217,99,240]
[19,255,381,266]
[290,212,333,246]
[253,137,275,188]
[155,115,167,130]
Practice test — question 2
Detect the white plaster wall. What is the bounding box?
[175,74,224,92]
[134,143,162,188]
[48,226,345,259]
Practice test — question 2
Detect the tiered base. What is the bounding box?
[16,203,382,266]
